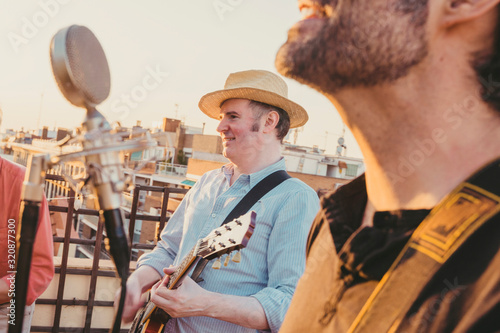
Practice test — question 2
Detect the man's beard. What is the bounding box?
[276,1,429,95]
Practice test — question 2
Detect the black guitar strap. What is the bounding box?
[191,169,291,282]
[347,158,500,333]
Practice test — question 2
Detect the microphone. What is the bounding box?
[50,25,130,333]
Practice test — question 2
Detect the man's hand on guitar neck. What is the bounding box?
[150,266,209,318]
[115,265,162,323]
[150,267,270,330]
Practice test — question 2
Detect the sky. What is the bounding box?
[0,0,363,159]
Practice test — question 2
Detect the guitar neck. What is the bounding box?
[129,211,256,333]
[166,240,201,289]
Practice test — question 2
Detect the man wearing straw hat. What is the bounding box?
[121,70,319,332]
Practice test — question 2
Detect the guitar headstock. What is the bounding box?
[197,211,256,261]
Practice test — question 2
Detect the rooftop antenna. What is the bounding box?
[293,127,303,145]
[336,125,347,156]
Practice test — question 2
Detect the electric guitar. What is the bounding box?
[128,211,257,333]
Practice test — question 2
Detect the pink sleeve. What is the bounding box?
[26,195,54,305]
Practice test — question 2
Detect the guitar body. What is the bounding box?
[130,303,170,333]
[142,318,164,333]
[128,211,256,333]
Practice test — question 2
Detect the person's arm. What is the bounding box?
[250,187,320,331]
[25,196,54,306]
[150,267,270,330]
[0,196,54,306]
[119,213,182,324]
[0,278,10,304]
[120,181,197,323]
[120,265,162,323]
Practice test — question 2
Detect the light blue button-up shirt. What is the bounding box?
[138,158,320,332]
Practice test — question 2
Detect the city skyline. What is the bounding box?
[0,0,362,158]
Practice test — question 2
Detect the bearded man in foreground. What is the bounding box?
[276,0,500,332]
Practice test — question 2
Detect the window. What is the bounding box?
[346,164,359,177]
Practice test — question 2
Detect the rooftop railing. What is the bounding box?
[31,174,189,333]
[155,161,187,177]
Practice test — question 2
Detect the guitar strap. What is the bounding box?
[191,169,291,282]
[347,158,500,333]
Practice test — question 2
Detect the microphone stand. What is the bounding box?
[8,107,151,333]
[82,107,130,333]
[9,154,50,333]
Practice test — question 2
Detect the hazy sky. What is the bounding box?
[0,0,362,158]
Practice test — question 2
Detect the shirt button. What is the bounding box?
[211,214,216,218]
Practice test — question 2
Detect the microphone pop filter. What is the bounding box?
[50,25,111,108]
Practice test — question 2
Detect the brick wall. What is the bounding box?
[186,158,352,195]
[192,134,222,154]
[187,158,225,177]
[288,171,351,194]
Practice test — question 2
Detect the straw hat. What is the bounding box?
[199,70,308,128]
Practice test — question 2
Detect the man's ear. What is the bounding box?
[442,0,499,27]
[263,111,280,133]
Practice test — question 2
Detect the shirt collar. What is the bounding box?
[323,175,435,253]
[221,158,286,188]
[322,175,368,252]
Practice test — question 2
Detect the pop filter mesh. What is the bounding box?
[65,25,110,106]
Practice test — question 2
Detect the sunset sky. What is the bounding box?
[0,0,362,158]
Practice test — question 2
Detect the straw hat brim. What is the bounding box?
[198,87,308,128]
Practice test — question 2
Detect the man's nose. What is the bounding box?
[216,118,227,133]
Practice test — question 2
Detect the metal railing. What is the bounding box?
[155,161,187,177]
[31,174,189,333]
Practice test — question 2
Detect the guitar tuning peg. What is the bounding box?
[212,258,222,270]
[232,251,241,263]
[224,255,230,267]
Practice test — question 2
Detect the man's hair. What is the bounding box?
[248,100,290,142]
[474,6,500,111]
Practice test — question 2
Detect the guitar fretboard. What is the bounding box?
[166,240,200,289]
